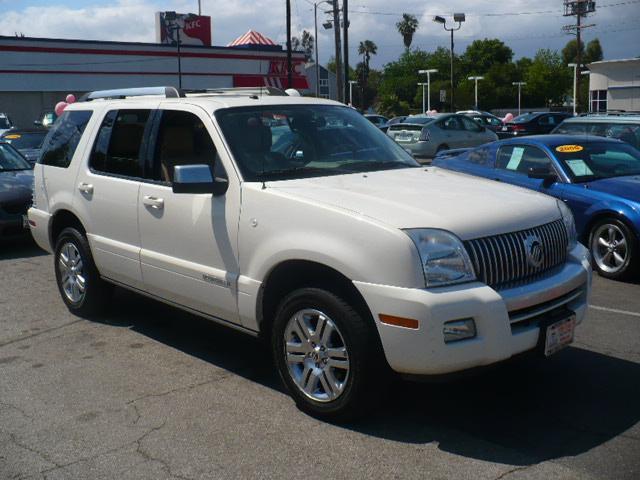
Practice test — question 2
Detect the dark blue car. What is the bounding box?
[433,135,640,280]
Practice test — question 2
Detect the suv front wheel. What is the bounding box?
[271,288,384,421]
[54,227,112,316]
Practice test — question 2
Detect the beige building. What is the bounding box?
[587,58,640,113]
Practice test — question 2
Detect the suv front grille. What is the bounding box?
[464,219,568,290]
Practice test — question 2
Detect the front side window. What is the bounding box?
[496,145,553,174]
[151,110,220,183]
[90,109,150,178]
[40,110,93,168]
[0,144,31,171]
[554,141,640,182]
[216,105,418,181]
[461,116,482,132]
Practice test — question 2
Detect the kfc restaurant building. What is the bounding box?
[0,31,309,127]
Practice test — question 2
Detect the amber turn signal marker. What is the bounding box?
[379,314,419,329]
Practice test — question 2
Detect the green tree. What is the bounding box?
[561,38,584,66]
[291,30,314,61]
[358,40,378,71]
[585,38,603,63]
[396,13,419,49]
[461,38,513,75]
[525,48,572,106]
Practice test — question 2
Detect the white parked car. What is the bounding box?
[29,87,592,420]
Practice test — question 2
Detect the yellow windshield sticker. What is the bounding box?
[556,144,583,153]
[4,134,20,139]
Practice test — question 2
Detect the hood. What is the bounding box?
[266,167,561,240]
[586,176,640,204]
[0,170,33,205]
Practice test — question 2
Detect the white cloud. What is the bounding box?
[0,0,637,67]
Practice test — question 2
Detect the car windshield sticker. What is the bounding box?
[556,144,584,153]
[566,159,594,176]
[506,147,525,170]
[4,134,20,139]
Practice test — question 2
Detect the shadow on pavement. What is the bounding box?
[0,237,48,261]
[100,287,640,467]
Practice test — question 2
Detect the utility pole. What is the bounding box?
[197,0,201,15]
[332,0,344,102]
[314,3,319,97]
[343,0,349,103]
[286,0,293,89]
[563,1,596,113]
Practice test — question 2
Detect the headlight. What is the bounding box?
[557,200,577,251]
[405,229,476,287]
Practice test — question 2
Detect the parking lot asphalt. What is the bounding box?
[1,239,639,480]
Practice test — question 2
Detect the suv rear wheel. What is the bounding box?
[271,288,384,421]
[54,227,112,316]
[589,218,638,280]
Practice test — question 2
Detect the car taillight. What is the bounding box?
[419,129,430,141]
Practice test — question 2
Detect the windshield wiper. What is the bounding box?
[255,166,342,180]
[339,160,415,172]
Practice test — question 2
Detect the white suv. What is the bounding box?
[29,87,592,420]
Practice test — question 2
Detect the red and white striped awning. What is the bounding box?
[227,30,277,47]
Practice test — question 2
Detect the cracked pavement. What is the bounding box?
[1,241,639,479]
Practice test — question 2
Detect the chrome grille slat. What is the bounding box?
[464,219,568,290]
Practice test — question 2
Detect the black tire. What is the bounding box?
[589,218,639,280]
[54,227,112,317]
[271,288,385,422]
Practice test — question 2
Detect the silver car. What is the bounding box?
[387,113,498,158]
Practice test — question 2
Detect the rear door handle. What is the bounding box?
[143,195,164,209]
[78,182,93,194]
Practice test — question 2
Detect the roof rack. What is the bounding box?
[182,86,288,97]
[79,86,184,102]
[578,111,640,117]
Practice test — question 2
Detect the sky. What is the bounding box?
[0,0,638,69]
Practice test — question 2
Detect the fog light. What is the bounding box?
[443,318,476,343]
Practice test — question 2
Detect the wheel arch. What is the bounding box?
[257,259,375,341]
[50,209,87,247]
[582,208,639,246]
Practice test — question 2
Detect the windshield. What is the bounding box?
[0,144,31,171]
[554,141,640,182]
[0,117,11,129]
[2,132,47,149]
[216,105,419,181]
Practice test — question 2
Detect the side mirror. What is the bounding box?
[528,167,557,187]
[172,164,228,196]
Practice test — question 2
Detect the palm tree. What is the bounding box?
[358,40,378,71]
[396,13,419,50]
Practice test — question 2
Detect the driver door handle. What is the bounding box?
[143,195,164,209]
[78,182,93,194]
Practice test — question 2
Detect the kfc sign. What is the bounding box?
[268,60,304,76]
[156,12,212,46]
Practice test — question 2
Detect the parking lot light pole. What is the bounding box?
[417,82,428,114]
[418,69,438,112]
[568,63,582,116]
[512,81,526,116]
[433,14,465,112]
[468,76,484,110]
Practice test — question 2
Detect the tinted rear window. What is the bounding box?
[40,110,93,168]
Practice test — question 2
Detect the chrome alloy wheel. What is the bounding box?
[592,223,628,274]
[283,309,350,403]
[58,242,86,303]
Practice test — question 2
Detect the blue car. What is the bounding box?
[433,135,640,280]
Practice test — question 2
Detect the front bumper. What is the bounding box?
[354,244,592,375]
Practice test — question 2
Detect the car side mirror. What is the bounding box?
[528,167,557,187]
[172,164,228,196]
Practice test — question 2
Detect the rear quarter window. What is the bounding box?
[40,110,93,168]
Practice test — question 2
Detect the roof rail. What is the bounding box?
[182,86,288,97]
[79,86,185,102]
